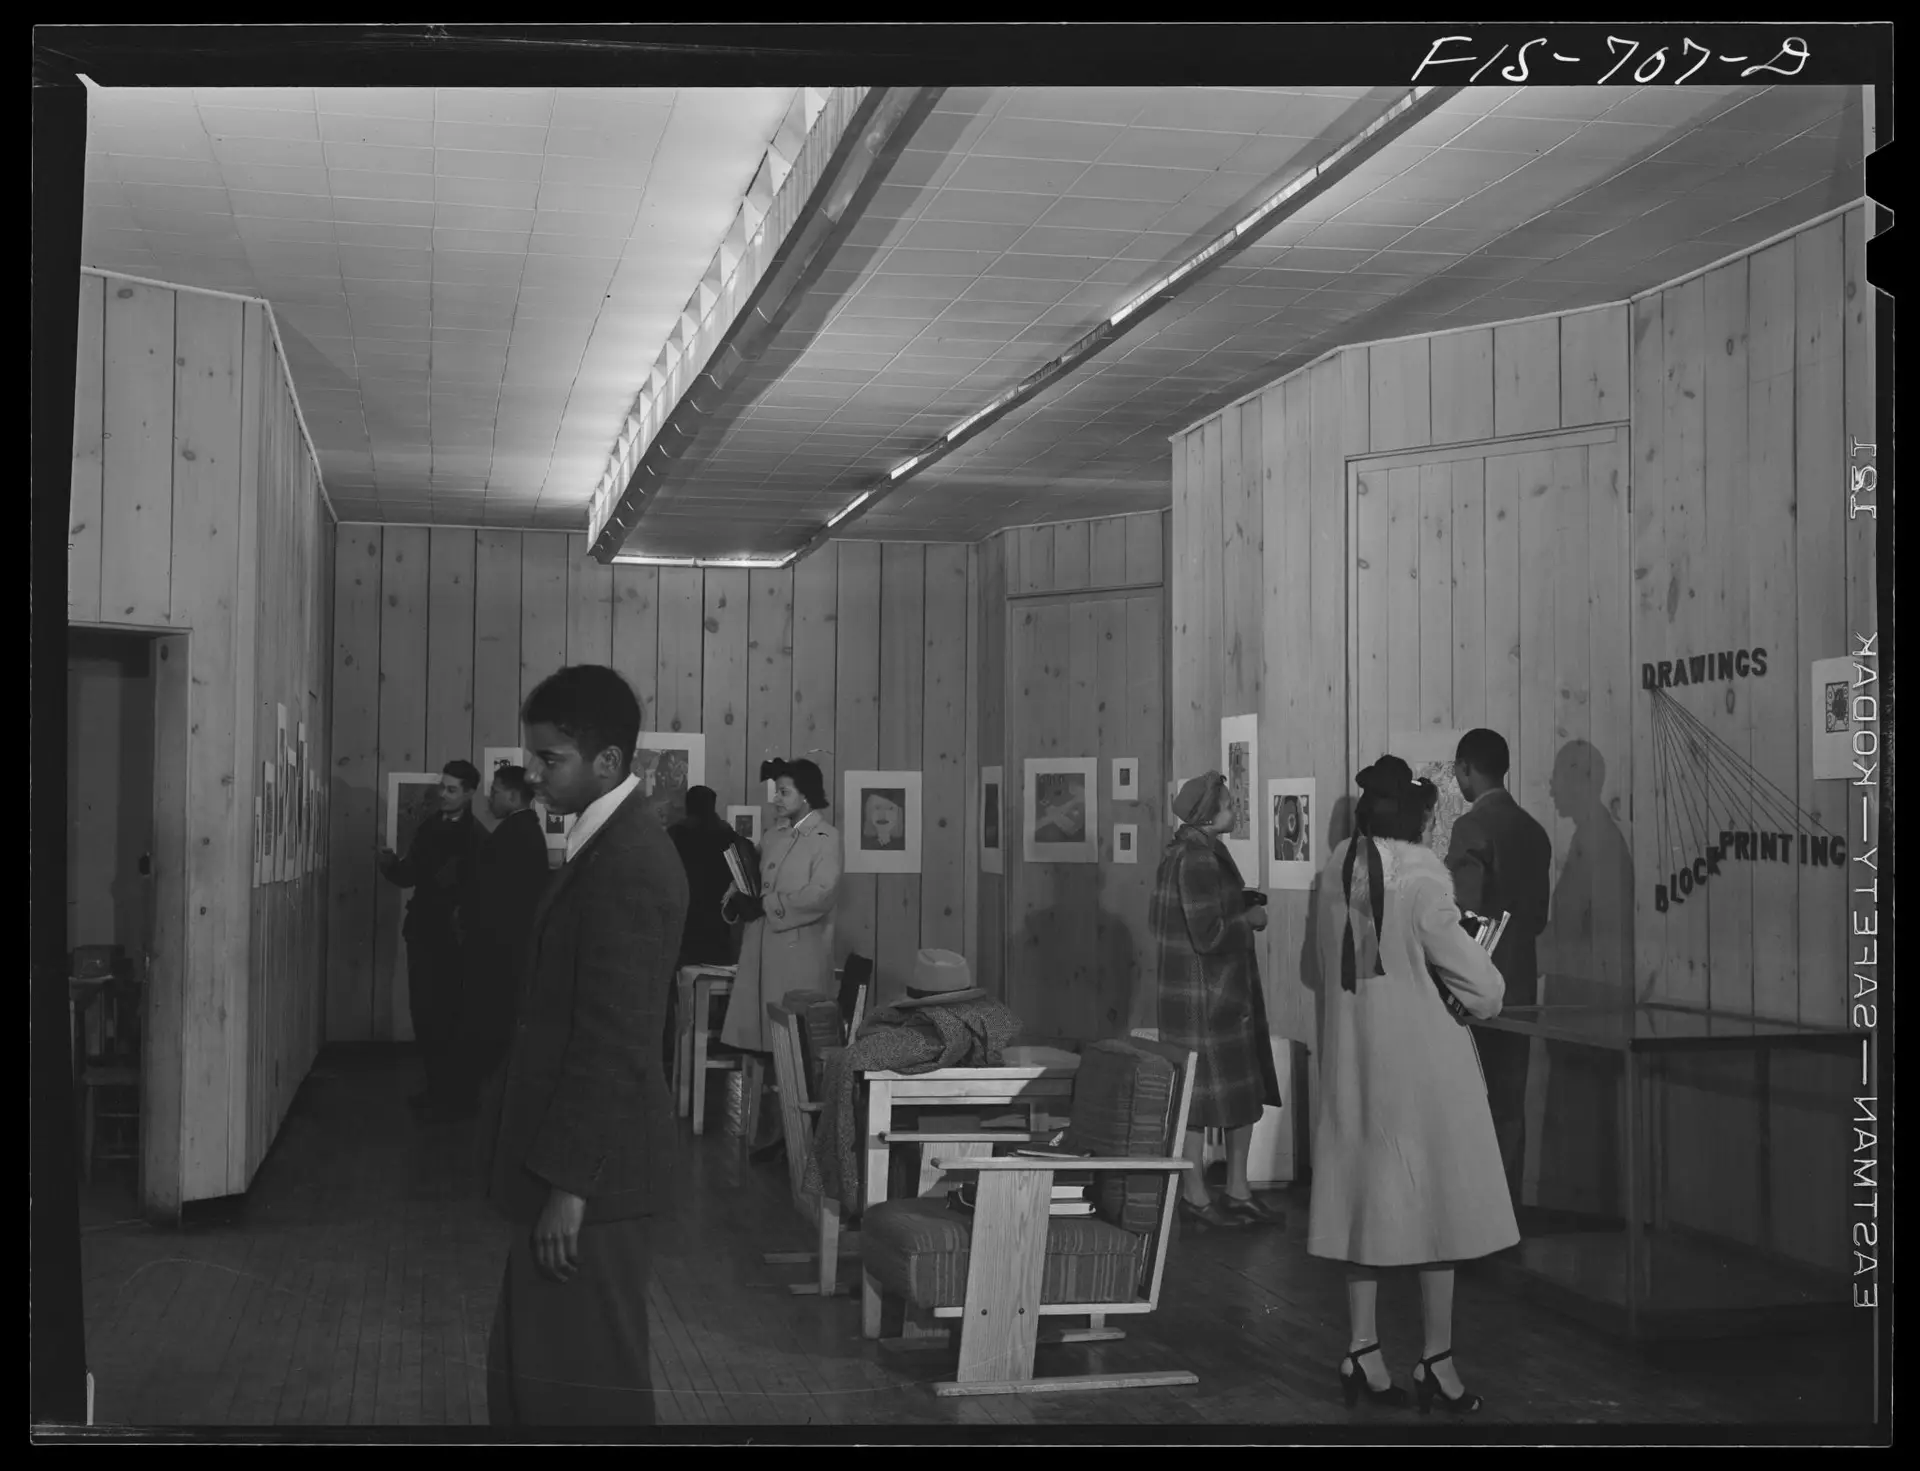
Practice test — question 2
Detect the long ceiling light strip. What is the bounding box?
[814,83,1458,550]
[587,87,830,547]
[612,554,795,569]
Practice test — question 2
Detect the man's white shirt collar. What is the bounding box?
[564,772,640,862]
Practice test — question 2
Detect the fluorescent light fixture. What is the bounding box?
[613,554,698,566]
[889,456,922,481]
[612,554,794,569]
[827,491,872,527]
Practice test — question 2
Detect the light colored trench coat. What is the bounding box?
[718,811,842,1053]
[1307,837,1520,1267]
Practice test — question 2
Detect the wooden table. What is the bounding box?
[859,1052,1080,1338]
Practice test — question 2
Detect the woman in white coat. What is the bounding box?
[1309,755,1518,1416]
[719,759,843,1152]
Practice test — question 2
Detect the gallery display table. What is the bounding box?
[1470,1001,1855,1340]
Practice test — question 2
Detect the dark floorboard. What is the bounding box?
[76,1046,1875,1434]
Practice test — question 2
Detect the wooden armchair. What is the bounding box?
[858,1037,1199,1397]
[759,965,870,1296]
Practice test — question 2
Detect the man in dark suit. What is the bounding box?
[1446,728,1554,1205]
[476,666,689,1427]
[379,759,485,1118]
[453,764,552,1116]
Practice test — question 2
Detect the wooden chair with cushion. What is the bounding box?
[858,1036,1199,1397]
[672,964,739,1136]
[759,967,870,1296]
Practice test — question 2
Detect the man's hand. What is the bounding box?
[1247,906,1269,933]
[532,1187,587,1283]
[377,846,397,867]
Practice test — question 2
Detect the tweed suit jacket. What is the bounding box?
[1444,787,1553,994]
[476,783,689,1227]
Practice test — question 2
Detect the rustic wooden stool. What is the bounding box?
[673,965,738,1136]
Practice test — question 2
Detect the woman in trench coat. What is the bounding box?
[1151,770,1286,1231]
[719,759,842,1150]
[1308,755,1517,1415]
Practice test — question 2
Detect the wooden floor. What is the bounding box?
[77,1046,1873,1434]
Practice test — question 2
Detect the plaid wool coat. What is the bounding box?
[1150,825,1282,1131]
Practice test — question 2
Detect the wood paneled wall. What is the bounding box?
[70,274,334,1212]
[976,512,1169,1038]
[326,534,974,1039]
[1170,208,1869,1274]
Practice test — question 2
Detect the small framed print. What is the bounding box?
[846,770,922,874]
[1112,756,1139,803]
[1114,823,1139,864]
[1811,656,1857,779]
[1024,757,1097,864]
[980,766,1004,875]
[726,805,763,845]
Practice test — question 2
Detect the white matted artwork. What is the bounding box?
[262,761,278,884]
[726,805,763,845]
[535,797,576,864]
[1267,777,1317,891]
[1219,714,1260,885]
[846,770,922,874]
[1024,757,1097,864]
[1114,823,1139,864]
[1112,756,1139,803]
[634,732,706,829]
[385,772,444,855]
[980,766,1004,874]
[1810,656,1859,780]
[1389,729,1471,861]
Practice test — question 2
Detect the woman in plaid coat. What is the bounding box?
[1151,771,1285,1230]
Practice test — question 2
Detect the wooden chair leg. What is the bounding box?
[690,984,712,1137]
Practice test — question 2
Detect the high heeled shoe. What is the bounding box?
[1413,1349,1483,1415]
[1338,1343,1408,1408]
[1177,1197,1248,1230]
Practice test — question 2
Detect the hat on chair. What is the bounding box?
[895,948,988,1008]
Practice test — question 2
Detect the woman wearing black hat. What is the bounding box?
[1308,755,1516,1415]
[1150,770,1287,1231]
[719,759,843,1150]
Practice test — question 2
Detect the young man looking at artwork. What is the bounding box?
[476,666,689,1426]
[378,760,484,1119]
[1446,728,1553,1204]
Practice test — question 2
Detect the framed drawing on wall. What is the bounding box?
[1114,823,1139,864]
[1112,756,1139,803]
[726,805,763,846]
[1266,777,1316,891]
[1024,757,1097,864]
[1219,714,1260,885]
[634,732,706,829]
[980,766,1003,874]
[845,770,922,874]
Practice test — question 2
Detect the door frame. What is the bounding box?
[143,632,189,1222]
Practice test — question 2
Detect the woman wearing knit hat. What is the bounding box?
[1308,754,1516,1416]
[1149,770,1287,1231]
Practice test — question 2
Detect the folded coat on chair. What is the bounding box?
[805,996,1023,1218]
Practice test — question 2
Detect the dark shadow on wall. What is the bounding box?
[1013,898,1140,1048]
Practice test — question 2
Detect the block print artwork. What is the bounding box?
[1034,772,1087,844]
[635,746,694,827]
[1226,740,1252,841]
[860,787,909,851]
[1272,793,1311,863]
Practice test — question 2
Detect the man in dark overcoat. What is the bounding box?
[476,666,689,1426]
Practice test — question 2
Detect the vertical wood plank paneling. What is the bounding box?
[1062,600,1101,1036]
[1050,519,1090,592]
[1549,444,1593,954]
[471,532,524,758]
[1628,297,1668,1004]
[1660,278,1710,1010]
[1560,305,1630,427]
[977,536,1006,995]
[1013,524,1053,596]
[1223,400,1263,731]
[745,568,796,813]
[1307,356,1352,844]
[171,292,246,1198]
[1368,336,1431,452]
[790,543,839,789]
[921,545,968,954]
[1383,466,1422,744]
[1744,242,1799,1025]
[1417,462,1453,732]
[1125,592,1163,1031]
[518,534,570,713]
[701,570,750,806]
[1428,328,1493,445]
[1169,434,1205,784]
[146,634,191,1215]
[609,562,658,726]
[70,275,106,622]
[833,542,882,973]
[1449,459,1487,732]
[1793,218,1848,1029]
[328,529,381,1044]
[565,535,616,670]
[1089,595,1129,1032]
[374,528,429,1041]
[1514,451,1559,888]
[653,568,705,734]
[426,530,477,771]
[100,279,177,625]
[1124,508,1163,586]
[1494,316,1563,438]
[1482,453,1522,774]
[962,545,982,969]
[1585,430,1633,998]
[874,546,925,999]
[1351,469,1388,766]
[1013,601,1072,1031]
[1196,420,1225,772]
[1702,260,1754,1017]
[1088,517,1127,586]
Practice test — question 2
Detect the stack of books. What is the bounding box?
[1462,909,1511,954]
[1049,1182,1093,1217]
